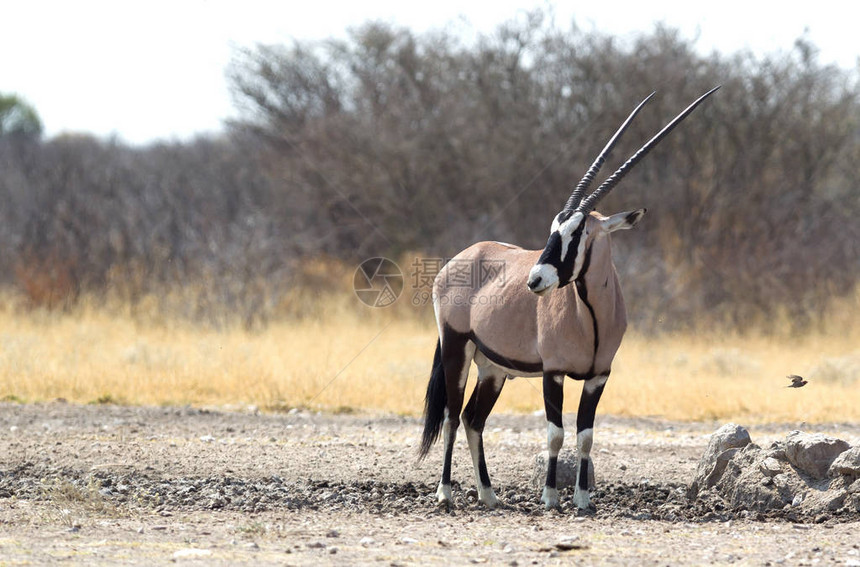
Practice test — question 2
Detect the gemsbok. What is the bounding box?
[418,87,720,511]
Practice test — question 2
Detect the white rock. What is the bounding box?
[689,424,751,497]
[785,431,850,480]
[531,450,594,490]
[759,457,782,477]
[828,446,860,478]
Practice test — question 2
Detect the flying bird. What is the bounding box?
[786,375,808,388]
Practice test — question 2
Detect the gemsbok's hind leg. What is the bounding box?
[436,331,476,508]
[462,363,506,508]
[572,374,608,511]
[541,372,566,509]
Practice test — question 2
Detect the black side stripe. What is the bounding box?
[469,333,543,374]
[574,245,599,375]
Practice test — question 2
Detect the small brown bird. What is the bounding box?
[786,374,808,388]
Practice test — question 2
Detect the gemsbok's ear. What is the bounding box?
[600,208,646,233]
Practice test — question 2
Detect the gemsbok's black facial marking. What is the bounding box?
[536,231,563,266]
[531,212,587,291]
[556,222,585,288]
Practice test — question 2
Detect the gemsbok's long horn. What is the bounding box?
[564,91,656,211]
[577,85,721,214]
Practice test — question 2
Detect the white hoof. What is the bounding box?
[477,486,499,509]
[436,483,453,507]
[541,486,560,509]
[573,486,592,510]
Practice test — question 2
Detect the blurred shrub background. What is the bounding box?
[2,11,858,333]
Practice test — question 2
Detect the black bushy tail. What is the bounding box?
[418,339,446,460]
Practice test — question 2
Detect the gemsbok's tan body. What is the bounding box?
[418,87,720,511]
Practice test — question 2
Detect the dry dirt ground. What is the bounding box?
[1,401,859,566]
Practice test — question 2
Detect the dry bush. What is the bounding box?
[14,250,79,310]
[0,11,858,334]
[227,15,860,333]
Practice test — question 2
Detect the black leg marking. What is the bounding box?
[578,458,589,490]
[572,376,607,510]
[476,437,491,487]
[441,432,455,485]
[462,375,505,432]
[576,380,605,433]
[546,456,558,489]
[463,374,505,489]
[543,373,564,429]
[542,372,564,497]
[438,325,471,489]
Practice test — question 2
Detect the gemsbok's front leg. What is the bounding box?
[573,374,609,511]
[541,372,565,509]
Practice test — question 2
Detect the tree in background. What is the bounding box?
[1,13,859,333]
[227,15,860,331]
[0,93,43,138]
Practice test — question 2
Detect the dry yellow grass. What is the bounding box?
[0,294,858,423]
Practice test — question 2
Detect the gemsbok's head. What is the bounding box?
[527,87,720,295]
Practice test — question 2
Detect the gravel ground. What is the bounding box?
[1,401,859,565]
